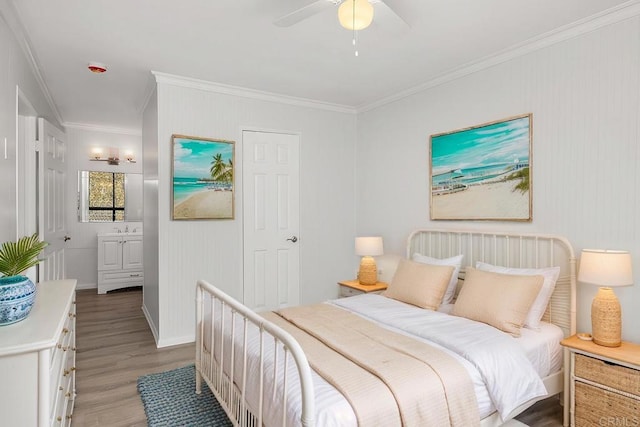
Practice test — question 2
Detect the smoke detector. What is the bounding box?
[87,62,107,73]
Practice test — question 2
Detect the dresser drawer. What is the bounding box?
[575,381,640,426]
[575,354,640,396]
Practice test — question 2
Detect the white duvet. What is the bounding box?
[207,293,557,426]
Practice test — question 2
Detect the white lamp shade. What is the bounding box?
[355,236,383,256]
[578,249,633,287]
[338,0,374,30]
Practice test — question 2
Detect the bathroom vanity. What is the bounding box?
[97,232,143,294]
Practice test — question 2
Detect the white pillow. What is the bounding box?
[412,253,463,304]
[475,261,561,330]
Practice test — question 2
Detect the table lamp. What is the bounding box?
[355,237,383,286]
[578,249,633,347]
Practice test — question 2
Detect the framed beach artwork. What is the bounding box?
[171,135,235,220]
[429,114,532,221]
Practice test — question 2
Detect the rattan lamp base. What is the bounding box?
[591,287,622,347]
[358,256,378,286]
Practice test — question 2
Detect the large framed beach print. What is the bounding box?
[171,135,235,220]
[430,114,532,221]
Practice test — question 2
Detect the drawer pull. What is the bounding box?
[72,347,77,351]
[57,343,62,349]
[57,416,62,422]
[130,273,141,277]
[65,392,71,397]
[63,328,69,334]
[59,386,64,391]
[62,346,68,351]
[66,415,72,420]
[64,370,70,376]
[71,366,76,371]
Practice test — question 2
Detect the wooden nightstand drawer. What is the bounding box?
[340,286,363,297]
[575,382,640,426]
[575,354,640,396]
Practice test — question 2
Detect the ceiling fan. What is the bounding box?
[273,0,411,29]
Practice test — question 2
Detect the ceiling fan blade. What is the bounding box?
[273,1,335,27]
[381,0,411,28]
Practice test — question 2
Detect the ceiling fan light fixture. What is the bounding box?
[338,0,373,31]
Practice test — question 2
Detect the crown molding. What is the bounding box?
[151,71,357,115]
[64,122,142,136]
[0,0,64,125]
[358,0,640,113]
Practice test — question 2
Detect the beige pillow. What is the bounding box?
[451,267,543,337]
[384,259,454,310]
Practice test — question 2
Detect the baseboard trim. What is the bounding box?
[156,334,195,349]
[141,303,160,346]
[75,282,97,290]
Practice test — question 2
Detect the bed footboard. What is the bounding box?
[195,280,315,427]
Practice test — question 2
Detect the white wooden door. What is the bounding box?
[122,235,143,270]
[38,118,67,281]
[243,130,300,311]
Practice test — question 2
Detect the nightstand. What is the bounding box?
[561,335,640,427]
[338,280,388,297]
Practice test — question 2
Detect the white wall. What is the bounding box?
[144,76,357,346]
[356,17,640,343]
[64,126,143,288]
[0,6,61,244]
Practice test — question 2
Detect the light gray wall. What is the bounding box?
[0,8,61,244]
[356,16,640,343]
[145,77,357,346]
[142,88,160,340]
[64,126,143,289]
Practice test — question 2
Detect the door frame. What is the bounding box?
[16,87,39,282]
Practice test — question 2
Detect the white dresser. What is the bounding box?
[97,232,143,294]
[0,279,77,426]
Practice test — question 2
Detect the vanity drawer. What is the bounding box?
[575,354,640,396]
[99,270,144,283]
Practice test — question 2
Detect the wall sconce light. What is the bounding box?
[90,147,136,165]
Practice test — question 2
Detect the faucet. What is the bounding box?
[125,225,129,233]
[113,227,121,233]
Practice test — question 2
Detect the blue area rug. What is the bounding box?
[137,364,232,427]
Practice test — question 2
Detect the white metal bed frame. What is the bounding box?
[195,229,576,427]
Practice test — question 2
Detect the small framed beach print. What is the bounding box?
[429,114,532,221]
[171,135,235,220]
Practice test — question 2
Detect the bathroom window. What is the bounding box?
[87,172,125,221]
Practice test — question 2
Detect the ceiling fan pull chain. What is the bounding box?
[352,0,359,56]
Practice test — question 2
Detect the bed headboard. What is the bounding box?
[407,229,576,338]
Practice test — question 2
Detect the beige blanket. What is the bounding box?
[263,303,479,427]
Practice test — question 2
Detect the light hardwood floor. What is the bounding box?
[72,288,194,426]
[71,288,563,427]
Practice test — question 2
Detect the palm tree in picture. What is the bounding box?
[210,153,227,181]
[222,159,233,183]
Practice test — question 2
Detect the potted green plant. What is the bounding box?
[0,233,48,325]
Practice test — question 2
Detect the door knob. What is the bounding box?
[64,235,71,242]
[286,236,298,243]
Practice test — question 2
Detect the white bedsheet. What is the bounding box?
[332,294,548,420]
[205,293,559,426]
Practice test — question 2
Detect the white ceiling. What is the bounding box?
[7,0,634,132]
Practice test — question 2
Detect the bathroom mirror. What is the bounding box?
[78,171,143,222]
